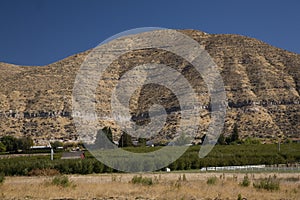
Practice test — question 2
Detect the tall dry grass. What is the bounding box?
[0,172,299,199]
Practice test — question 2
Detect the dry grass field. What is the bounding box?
[1,172,300,200]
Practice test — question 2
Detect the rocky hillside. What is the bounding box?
[0,30,299,144]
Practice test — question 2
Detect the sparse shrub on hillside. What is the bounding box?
[182,174,187,181]
[0,141,6,152]
[237,194,243,200]
[118,131,133,147]
[253,176,280,191]
[131,175,153,186]
[0,172,5,184]
[51,175,74,188]
[217,134,227,145]
[285,176,300,182]
[28,168,60,176]
[50,141,63,150]
[0,136,33,152]
[240,174,250,187]
[207,176,218,185]
[243,137,261,145]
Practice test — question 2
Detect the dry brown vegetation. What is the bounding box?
[0,30,300,144]
[0,172,300,200]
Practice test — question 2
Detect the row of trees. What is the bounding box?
[0,136,33,153]
[1,143,299,176]
[96,125,253,148]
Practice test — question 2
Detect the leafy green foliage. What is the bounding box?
[0,136,33,152]
[103,127,113,142]
[118,131,133,147]
[0,143,299,175]
[237,194,243,200]
[240,174,250,187]
[0,172,5,184]
[182,174,187,181]
[231,124,239,142]
[0,141,6,152]
[138,137,147,147]
[206,176,218,185]
[1,136,18,152]
[50,141,63,149]
[131,175,153,186]
[92,127,115,149]
[253,176,280,191]
[18,137,34,151]
[217,134,226,145]
[51,175,72,188]
[243,137,261,145]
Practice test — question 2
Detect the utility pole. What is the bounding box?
[49,142,54,160]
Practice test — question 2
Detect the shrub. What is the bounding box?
[0,172,5,184]
[50,141,63,150]
[182,174,187,181]
[51,175,72,188]
[0,141,6,152]
[207,176,218,185]
[28,168,60,176]
[240,175,250,187]
[131,175,153,186]
[253,176,280,191]
[285,177,300,182]
[237,194,242,200]
[243,137,261,145]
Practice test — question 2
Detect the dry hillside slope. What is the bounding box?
[0,30,299,144]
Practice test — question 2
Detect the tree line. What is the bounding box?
[1,143,299,176]
[0,136,33,153]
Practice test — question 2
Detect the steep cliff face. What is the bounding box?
[0,30,299,144]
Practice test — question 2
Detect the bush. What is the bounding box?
[131,175,153,186]
[243,137,261,145]
[240,174,250,187]
[28,168,60,176]
[51,175,72,188]
[50,141,63,150]
[207,176,218,185]
[0,142,6,152]
[182,174,187,181]
[0,172,5,184]
[253,176,280,191]
[237,194,242,200]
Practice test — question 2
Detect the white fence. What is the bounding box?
[200,164,300,172]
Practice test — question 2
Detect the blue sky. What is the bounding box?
[0,0,299,66]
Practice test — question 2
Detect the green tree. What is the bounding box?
[138,137,147,147]
[94,127,114,149]
[0,141,6,152]
[102,127,113,143]
[0,136,18,152]
[217,134,226,145]
[51,141,64,149]
[243,137,261,145]
[229,124,239,144]
[118,131,133,147]
[18,137,33,151]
